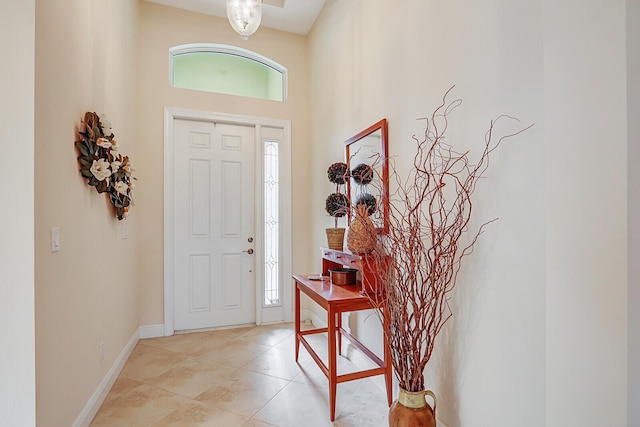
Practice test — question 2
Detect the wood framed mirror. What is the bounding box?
[344,118,389,234]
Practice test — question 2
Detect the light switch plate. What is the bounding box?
[122,223,129,240]
[51,227,60,252]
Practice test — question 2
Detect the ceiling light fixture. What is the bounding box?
[226,0,263,40]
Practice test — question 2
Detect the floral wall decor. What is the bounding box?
[75,112,135,220]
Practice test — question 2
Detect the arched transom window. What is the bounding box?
[170,44,287,102]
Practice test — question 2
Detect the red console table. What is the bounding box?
[293,248,392,421]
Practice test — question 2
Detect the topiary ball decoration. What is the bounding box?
[327,162,349,185]
[325,192,349,217]
[351,163,374,185]
[355,193,377,216]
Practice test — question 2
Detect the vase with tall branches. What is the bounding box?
[362,87,531,426]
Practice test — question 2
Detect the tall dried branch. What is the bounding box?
[362,87,532,392]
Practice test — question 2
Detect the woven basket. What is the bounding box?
[326,228,346,250]
[347,205,377,254]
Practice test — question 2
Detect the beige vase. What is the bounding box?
[388,388,437,427]
[347,204,377,254]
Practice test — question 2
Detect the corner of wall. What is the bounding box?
[627,0,640,425]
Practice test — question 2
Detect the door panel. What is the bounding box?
[189,254,210,312]
[174,119,255,330]
[222,161,242,236]
[189,159,211,237]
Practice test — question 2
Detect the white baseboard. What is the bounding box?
[72,329,139,427]
[139,323,165,339]
[302,308,326,328]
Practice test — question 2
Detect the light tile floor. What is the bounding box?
[90,323,390,426]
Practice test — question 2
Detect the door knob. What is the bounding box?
[242,248,254,255]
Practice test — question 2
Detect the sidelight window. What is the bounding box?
[263,140,280,306]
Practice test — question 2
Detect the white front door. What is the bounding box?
[173,118,256,330]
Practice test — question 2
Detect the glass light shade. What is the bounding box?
[226,0,262,40]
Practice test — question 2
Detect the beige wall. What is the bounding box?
[310,1,627,426]
[0,1,36,426]
[136,2,312,327]
[628,1,640,424]
[34,1,140,425]
[544,1,627,426]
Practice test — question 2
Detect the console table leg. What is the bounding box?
[385,361,393,406]
[295,283,300,362]
[337,312,342,356]
[328,306,337,421]
[383,308,393,406]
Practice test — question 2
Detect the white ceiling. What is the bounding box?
[144,0,326,35]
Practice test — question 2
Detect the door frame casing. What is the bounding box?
[163,107,292,336]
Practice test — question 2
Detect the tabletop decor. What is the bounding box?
[75,112,135,220]
[362,87,531,426]
[347,162,379,253]
[346,202,377,254]
[325,161,350,250]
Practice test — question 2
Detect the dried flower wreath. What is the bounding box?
[75,112,135,220]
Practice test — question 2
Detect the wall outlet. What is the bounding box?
[99,342,104,362]
[51,227,60,252]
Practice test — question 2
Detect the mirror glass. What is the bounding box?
[345,119,389,234]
